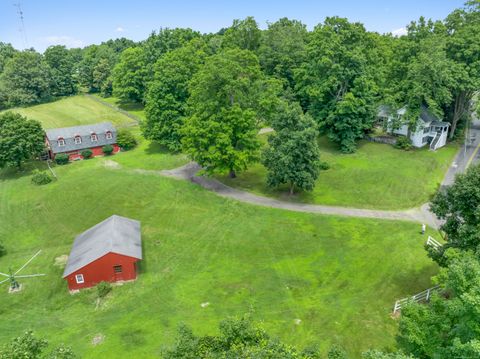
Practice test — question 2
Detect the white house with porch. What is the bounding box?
[377,105,450,150]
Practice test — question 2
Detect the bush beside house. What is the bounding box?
[102,145,114,155]
[116,129,137,150]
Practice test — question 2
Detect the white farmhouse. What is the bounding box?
[377,105,450,150]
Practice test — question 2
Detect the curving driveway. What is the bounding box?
[158,162,441,228]
[135,122,480,229]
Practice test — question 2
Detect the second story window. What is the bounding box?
[58,138,65,146]
[74,136,82,144]
[105,131,112,140]
[91,133,98,142]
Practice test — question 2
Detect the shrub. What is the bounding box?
[49,344,76,358]
[97,281,112,298]
[117,129,137,151]
[55,153,69,165]
[319,161,330,170]
[0,242,6,257]
[81,149,93,159]
[31,170,52,185]
[395,136,413,150]
[102,144,114,156]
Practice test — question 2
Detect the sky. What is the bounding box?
[0,0,467,52]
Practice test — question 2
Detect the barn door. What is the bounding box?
[113,265,124,281]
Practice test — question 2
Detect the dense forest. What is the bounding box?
[1,1,479,155]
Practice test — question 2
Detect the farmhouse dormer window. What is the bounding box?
[105,131,112,140]
[74,136,82,144]
[91,133,98,142]
[58,137,65,146]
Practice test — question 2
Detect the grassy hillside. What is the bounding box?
[6,95,137,129]
[0,154,438,358]
[218,136,458,210]
[91,94,146,121]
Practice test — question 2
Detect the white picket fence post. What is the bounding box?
[393,285,440,314]
[426,236,442,250]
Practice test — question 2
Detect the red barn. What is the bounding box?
[45,122,120,161]
[63,215,142,291]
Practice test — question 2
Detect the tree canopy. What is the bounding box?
[143,39,207,151]
[0,112,45,170]
[164,316,321,358]
[262,102,321,194]
[0,50,51,107]
[429,165,480,264]
[295,17,379,152]
[182,48,281,177]
[112,47,148,102]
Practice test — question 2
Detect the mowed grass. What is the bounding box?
[92,94,146,121]
[6,95,137,129]
[0,156,439,358]
[218,137,458,210]
[113,129,188,170]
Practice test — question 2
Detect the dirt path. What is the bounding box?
[153,162,441,228]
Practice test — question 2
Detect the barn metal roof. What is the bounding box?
[63,215,142,278]
[45,122,117,154]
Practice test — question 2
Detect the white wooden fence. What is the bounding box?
[393,285,441,314]
[426,236,442,251]
[47,160,57,179]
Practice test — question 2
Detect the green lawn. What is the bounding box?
[0,155,439,358]
[5,95,137,129]
[92,94,146,121]
[217,137,458,210]
[113,129,188,170]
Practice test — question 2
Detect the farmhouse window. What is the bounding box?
[74,136,82,144]
[113,265,123,273]
[58,138,66,146]
[91,134,98,142]
[75,274,84,284]
[105,131,112,140]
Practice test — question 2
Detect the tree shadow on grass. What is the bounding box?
[0,161,49,182]
[388,261,439,298]
[145,141,175,156]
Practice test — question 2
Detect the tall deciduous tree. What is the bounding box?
[142,28,200,81]
[262,102,321,195]
[0,112,45,170]
[295,17,379,152]
[429,165,480,264]
[78,45,116,94]
[182,48,280,177]
[259,18,308,90]
[0,42,16,74]
[112,47,148,102]
[143,39,206,151]
[397,250,480,358]
[385,18,456,131]
[444,1,480,139]
[222,17,262,52]
[0,50,51,107]
[44,45,77,97]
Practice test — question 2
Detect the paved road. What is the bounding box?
[442,119,480,186]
